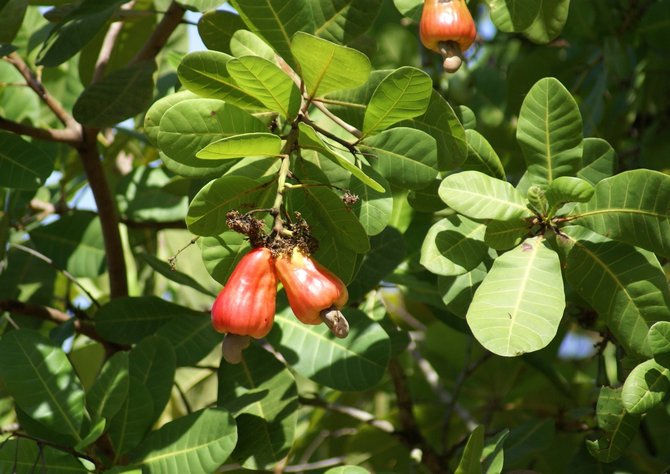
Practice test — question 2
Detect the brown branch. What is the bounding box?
[0,117,80,144]
[92,1,137,83]
[131,1,185,64]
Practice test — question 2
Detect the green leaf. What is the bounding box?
[108,376,154,457]
[648,322,670,358]
[0,0,27,44]
[0,131,53,190]
[324,467,370,474]
[393,0,422,21]
[485,219,530,251]
[466,237,565,357]
[516,77,583,186]
[96,296,200,344]
[291,31,371,98]
[267,309,391,391]
[178,0,226,11]
[0,43,18,57]
[348,166,392,236]
[0,330,84,442]
[439,171,532,221]
[144,90,199,147]
[463,129,506,180]
[197,132,282,160]
[311,0,383,44]
[322,70,387,130]
[400,90,468,170]
[544,176,594,208]
[298,122,385,192]
[482,429,509,474]
[198,9,246,54]
[455,425,484,474]
[128,409,237,473]
[116,166,188,222]
[30,211,106,278]
[621,359,670,414]
[573,169,670,258]
[227,55,302,119]
[230,29,277,61]
[155,313,222,366]
[0,439,87,474]
[359,127,439,189]
[420,215,488,276]
[200,231,252,285]
[521,0,571,44]
[139,253,215,297]
[186,176,277,236]
[177,51,265,110]
[86,351,129,421]
[578,137,616,186]
[587,387,640,463]
[73,60,155,128]
[36,0,122,66]
[439,263,488,319]
[158,99,268,178]
[563,226,670,357]
[219,344,298,469]
[485,0,538,33]
[363,66,432,135]
[229,0,315,67]
[286,180,370,253]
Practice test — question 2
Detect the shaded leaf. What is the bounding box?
[578,137,616,186]
[463,129,506,180]
[198,9,246,54]
[621,359,670,414]
[587,387,640,463]
[455,425,484,474]
[86,351,129,421]
[0,131,53,190]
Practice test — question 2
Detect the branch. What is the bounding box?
[131,1,185,64]
[311,100,362,139]
[0,116,80,144]
[299,395,394,433]
[92,0,137,83]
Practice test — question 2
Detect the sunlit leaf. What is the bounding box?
[621,359,670,414]
[197,132,282,160]
[311,0,383,44]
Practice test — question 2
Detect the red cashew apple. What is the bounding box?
[211,247,277,339]
[419,0,477,72]
[275,248,348,326]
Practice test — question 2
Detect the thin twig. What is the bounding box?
[299,395,394,433]
[131,1,185,64]
[0,117,80,144]
[311,100,362,139]
[299,115,359,154]
[92,0,137,83]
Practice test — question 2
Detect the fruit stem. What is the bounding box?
[320,306,350,338]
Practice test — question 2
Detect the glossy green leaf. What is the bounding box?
[359,127,438,189]
[0,330,84,442]
[219,344,298,469]
[139,253,215,297]
[486,0,537,33]
[186,175,277,236]
[158,99,267,178]
[420,215,488,276]
[128,409,237,473]
[311,0,383,44]
[230,29,277,61]
[485,219,530,251]
[439,171,532,221]
[578,137,616,186]
[463,129,506,180]
[564,226,670,357]
[36,0,122,66]
[73,61,155,128]
[648,322,670,358]
[466,237,565,357]
[573,169,670,258]
[400,90,468,170]
[439,263,488,318]
[545,176,594,208]
[0,439,87,474]
[86,351,129,421]
[292,31,371,98]
[298,122,385,192]
[200,231,252,285]
[227,55,302,118]
[229,0,315,67]
[455,425,484,474]
[197,132,282,160]
[177,51,265,110]
[286,179,370,253]
[587,387,640,463]
[517,77,583,186]
[482,428,509,474]
[621,359,670,414]
[0,131,53,190]
[155,313,222,366]
[363,66,432,135]
[96,296,200,344]
[198,9,246,54]
[116,166,188,222]
[30,211,106,278]
[522,0,571,44]
[348,166,392,236]
[144,90,199,147]
[267,309,390,391]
